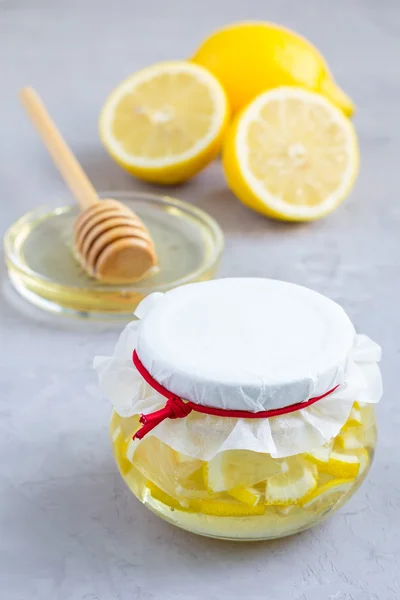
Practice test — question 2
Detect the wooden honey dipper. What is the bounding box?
[20,87,157,284]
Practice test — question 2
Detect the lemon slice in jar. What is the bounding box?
[265,458,317,505]
[146,480,187,511]
[129,437,180,498]
[111,424,122,444]
[361,425,377,450]
[174,452,203,480]
[353,448,370,477]
[100,61,230,184]
[204,450,281,493]
[344,402,363,428]
[300,478,354,509]
[223,86,359,222]
[114,437,133,476]
[228,486,263,507]
[303,441,334,463]
[336,430,364,451]
[191,497,265,517]
[307,449,366,479]
[176,467,212,501]
[275,505,296,516]
[110,411,122,440]
[110,414,134,476]
[111,411,141,439]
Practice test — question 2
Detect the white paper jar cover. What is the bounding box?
[94,278,382,460]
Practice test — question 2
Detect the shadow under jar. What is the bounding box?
[95,278,382,541]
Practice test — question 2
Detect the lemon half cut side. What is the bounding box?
[223,86,359,222]
[100,61,230,184]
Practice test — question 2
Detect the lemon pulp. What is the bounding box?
[100,61,229,184]
[223,86,359,222]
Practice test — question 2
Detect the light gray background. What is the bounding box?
[1,1,399,599]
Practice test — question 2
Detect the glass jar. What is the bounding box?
[95,278,382,541]
[110,404,377,540]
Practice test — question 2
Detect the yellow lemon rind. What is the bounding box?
[310,450,362,479]
[228,486,263,507]
[300,478,354,509]
[190,498,265,517]
[191,21,354,116]
[99,61,230,184]
[264,460,318,506]
[223,86,359,222]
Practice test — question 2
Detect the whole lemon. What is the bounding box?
[192,22,354,116]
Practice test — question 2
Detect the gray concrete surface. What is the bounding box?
[1,1,399,598]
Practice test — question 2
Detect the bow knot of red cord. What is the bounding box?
[166,396,193,419]
[132,350,340,441]
[134,393,192,440]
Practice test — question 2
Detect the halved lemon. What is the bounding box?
[223,86,359,221]
[100,61,230,184]
[204,450,281,493]
[265,458,317,505]
[300,478,354,509]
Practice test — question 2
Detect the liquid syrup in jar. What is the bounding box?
[110,403,376,540]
